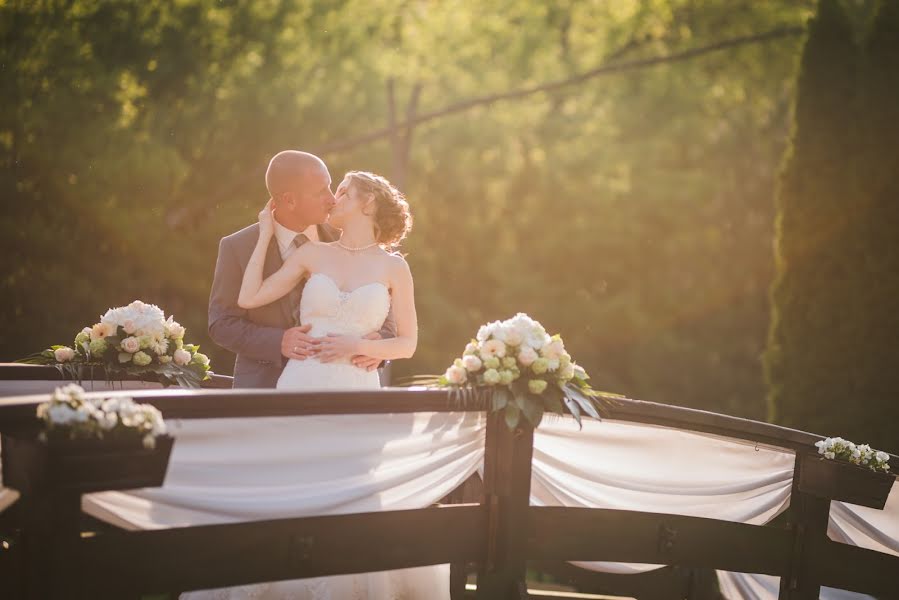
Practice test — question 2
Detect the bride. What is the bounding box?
[191,171,447,599]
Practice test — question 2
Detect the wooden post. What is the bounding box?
[476,412,534,599]
[779,452,831,599]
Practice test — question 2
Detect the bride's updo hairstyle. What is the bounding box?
[346,171,412,250]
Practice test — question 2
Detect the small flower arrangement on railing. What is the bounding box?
[37,384,167,449]
[19,300,211,388]
[422,313,609,428]
[814,437,891,472]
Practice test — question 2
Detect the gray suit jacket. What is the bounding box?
[208,222,397,388]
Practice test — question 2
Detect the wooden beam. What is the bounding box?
[0,363,232,388]
[778,453,830,599]
[808,535,899,597]
[66,504,485,595]
[527,507,791,576]
[476,414,535,599]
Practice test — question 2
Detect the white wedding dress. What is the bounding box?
[183,273,450,599]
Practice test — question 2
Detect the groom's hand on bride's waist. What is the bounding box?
[281,324,320,361]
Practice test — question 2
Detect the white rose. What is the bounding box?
[122,319,137,335]
[542,339,565,360]
[502,328,523,347]
[52,383,85,402]
[100,412,118,430]
[444,365,467,385]
[165,317,186,339]
[54,346,75,362]
[876,451,889,462]
[173,348,191,366]
[121,336,141,353]
[517,346,538,367]
[480,339,507,359]
[461,355,482,372]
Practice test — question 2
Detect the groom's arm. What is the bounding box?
[208,236,285,363]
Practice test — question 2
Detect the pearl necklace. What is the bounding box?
[336,240,379,253]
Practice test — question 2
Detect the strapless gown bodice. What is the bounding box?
[300,273,391,339]
[276,273,391,391]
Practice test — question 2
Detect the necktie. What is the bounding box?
[286,234,308,325]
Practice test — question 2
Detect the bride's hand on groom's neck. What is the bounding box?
[258,198,275,239]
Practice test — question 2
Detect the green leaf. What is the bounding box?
[566,384,601,420]
[543,393,565,415]
[504,403,521,429]
[521,396,545,427]
[562,396,583,429]
[491,387,510,411]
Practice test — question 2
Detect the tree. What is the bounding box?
[851,0,899,450]
[764,0,899,447]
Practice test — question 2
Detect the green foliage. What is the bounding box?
[1,1,814,422]
[766,0,899,451]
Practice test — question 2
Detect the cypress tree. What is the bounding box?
[852,0,899,451]
[765,0,862,439]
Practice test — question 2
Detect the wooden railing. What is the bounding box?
[0,369,896,599]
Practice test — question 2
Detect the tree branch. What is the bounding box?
[315,25,804,156]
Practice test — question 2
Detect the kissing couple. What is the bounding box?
[200,151,447,597]
[209,149,416,392]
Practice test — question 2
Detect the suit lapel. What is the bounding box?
[261,236,295,326]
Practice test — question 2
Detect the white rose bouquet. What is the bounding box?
[37,384,167,449]
[431,313,607,428]
[19,300,211,388]
[814,437,891,473]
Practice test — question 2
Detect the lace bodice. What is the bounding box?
[300,273,390,338]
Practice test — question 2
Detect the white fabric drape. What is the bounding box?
[83,412,486,529]
[531,417,795,574]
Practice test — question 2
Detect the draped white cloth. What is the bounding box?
[84,412,486,529]
[531,417,794,574]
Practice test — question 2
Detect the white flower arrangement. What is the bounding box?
[814,437,891,473]
[430,313,608,428]
[37,384,167,449]
[19,300,211,388]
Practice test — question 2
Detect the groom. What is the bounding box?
[208,150,395,388]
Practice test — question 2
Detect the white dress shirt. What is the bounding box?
[272,219,319,261]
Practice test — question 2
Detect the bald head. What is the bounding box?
[265,150,328,198]
[264,150,335,230]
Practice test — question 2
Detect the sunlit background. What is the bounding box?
[2,0,896,450]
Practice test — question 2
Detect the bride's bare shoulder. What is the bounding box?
[384,251,412,281]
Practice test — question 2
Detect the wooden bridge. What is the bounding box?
[0,364,894,599]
